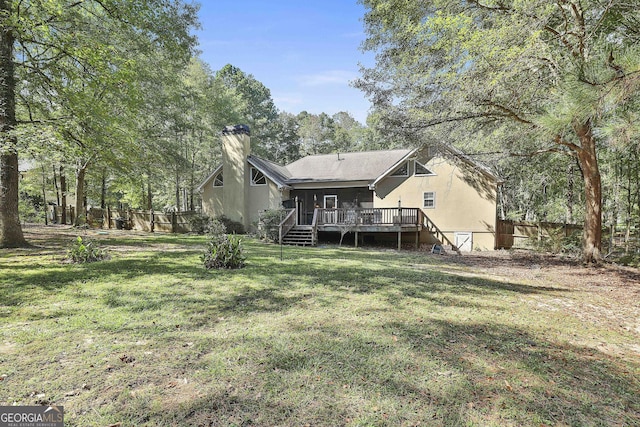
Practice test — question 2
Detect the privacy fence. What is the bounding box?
[51,206,198,233]
[496,220,583,249]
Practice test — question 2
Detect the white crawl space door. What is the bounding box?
[455,232,473,252]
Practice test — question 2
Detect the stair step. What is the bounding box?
[282,225,316,246]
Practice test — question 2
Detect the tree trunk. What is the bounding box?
[146,179,152,210]
[60,166,67,224]
[0,2,27,247]
[101,170,106,209]
[566,163,574,224]
[74,163,87,226]
[175,170,180,211]
[574,119,602,263]
[53,165,60,206]
[41,165,48,225]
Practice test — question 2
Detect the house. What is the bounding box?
[198,125,503,251]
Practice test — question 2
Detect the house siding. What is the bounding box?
[374,155,498,250]
[248,180,285,230]
[201,182,224,219]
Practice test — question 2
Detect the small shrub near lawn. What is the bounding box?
[257,208,287,242]
[216,215,245,235]
[188,213,213,235]
[67,236,109,263]
[202,219,246,269]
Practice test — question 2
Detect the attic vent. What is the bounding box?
[222,124,250,135]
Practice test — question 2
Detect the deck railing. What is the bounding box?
[315,207,422,226]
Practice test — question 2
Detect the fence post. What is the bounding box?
[171,211,177,233]
[150,209,155,233]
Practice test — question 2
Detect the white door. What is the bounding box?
[455,232,473,252]
[324,195,337,223]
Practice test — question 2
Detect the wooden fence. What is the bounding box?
[496,220,583,249]
[84,208,199,233]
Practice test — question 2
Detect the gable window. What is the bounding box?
[415,161,434,176]
[423,191,436,209]
[251,167,267,185]
[390,162,409,177]
[213,172,223,187]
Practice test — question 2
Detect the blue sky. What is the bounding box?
[194,1,374,124]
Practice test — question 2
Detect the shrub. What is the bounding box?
[257,209,287,242]
[67,236,109,263]
[188,213,213,235]
[208,218,227,238]
[529,228,582,257]
[216,215,245,235]
[202,233,246,270]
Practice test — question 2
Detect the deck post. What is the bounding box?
[355,230,359,248]
[415,230,419,249]
[397,231,401,250]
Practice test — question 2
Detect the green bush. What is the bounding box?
[67,236,109,263]
[257,209,286,242]
[216,215,245,235]
[202,233,246,270]
[529,228,582,256]
[208,218,227,238]
[188,213,213,235]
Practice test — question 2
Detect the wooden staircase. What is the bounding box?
[281,225,316,246]
[421,212,461,255]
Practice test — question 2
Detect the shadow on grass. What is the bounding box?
[1,239,570,319]
[105,318,640,426]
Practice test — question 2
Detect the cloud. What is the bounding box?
[297,70,358,87]
[273,93,304,110]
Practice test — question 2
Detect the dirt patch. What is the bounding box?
[440,249,640,356]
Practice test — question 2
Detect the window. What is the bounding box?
[251,167,267,185]
[390,162,408,177]
[415,161,434,176]
[213,172,223,187]
[423,191,435,209]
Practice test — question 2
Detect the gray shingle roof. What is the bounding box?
[198,145,501,191]
[284,149,413,183]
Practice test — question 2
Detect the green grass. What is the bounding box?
[1,227,638,426]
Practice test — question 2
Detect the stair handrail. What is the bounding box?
[278,208,297,244]
[420,209,461,255]
[311,208,319,245]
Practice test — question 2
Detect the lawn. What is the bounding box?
[1,225,638,426]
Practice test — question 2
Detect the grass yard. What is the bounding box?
[1,225,639,426]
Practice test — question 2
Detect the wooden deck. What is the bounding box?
[278,207,458,251]
[277,207,456,251]
[315,207,423,233]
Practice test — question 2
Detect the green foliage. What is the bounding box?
[207,218,228,238]
[529,229,582,257]
[357,0,640,262]
[215,215,245,235]
[616,253,640,267]
[257,209,286,243]
[202,230,246,270]
[187,213,213,235]
[66,236,109,263]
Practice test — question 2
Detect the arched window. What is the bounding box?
[251,168,267,185]
[213,172,223,187]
